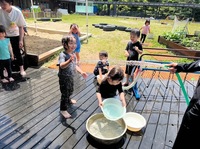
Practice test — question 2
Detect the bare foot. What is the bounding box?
[9,77,14,82]
[20,71,26,76]
[3,70,8,77]
[1,79,9,83]
[70,99,77,104]
[60,111,71,118]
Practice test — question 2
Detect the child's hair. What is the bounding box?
[70,23,79,29]
[0,0,12,4]
[107,66,124,81]
[99,50,108,58]
[0,25,6,33]
[61,35,76,50]
[145,19,150,25]
[130,28,140,37]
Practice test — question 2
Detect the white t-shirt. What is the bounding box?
[0,6,26,37]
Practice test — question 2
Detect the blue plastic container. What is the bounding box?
[101,98,126,121]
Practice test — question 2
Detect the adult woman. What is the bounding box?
[0,0,26,76]
[168,61,200,149]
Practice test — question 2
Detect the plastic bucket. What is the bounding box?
[123,112,146,132]
[101,98,126,121]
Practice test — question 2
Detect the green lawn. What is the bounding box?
[27,14,200,64]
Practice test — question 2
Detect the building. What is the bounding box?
[58,0,93,14]
[13,0,60,11]
[12,0,94,14]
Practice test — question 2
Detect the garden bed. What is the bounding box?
[158,36,200,57]
[24,34,62,66]
[25,26,92,66]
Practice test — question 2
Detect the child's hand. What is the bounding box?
[70,54,75,62]
[135,46,139,52]
[121,100,126,107]
[99,101,103,107]
[81,72,88,79]
[125,52,129,57]
[11,55,14,61]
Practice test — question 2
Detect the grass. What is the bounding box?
[26,14,200,64]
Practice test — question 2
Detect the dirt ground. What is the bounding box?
[25,35,61,55]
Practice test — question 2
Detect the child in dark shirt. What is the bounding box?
[58,35,87,118]
[96,66,126,107]
[93,50,109,82]
[123,29,143,86]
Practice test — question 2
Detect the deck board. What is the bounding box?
[0,67,196,149]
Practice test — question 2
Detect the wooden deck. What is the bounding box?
[0,67,196,149]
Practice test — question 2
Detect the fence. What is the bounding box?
[22,11,62,19]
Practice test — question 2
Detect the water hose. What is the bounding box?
[175,73,190,105]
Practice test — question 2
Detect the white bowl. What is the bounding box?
[123,112,146,132]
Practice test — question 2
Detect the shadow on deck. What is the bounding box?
[0,67,196,149]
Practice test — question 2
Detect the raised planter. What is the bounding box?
[26,26,92,66]
[158,36,200,57]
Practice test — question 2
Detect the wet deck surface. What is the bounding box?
[0,67,197,149]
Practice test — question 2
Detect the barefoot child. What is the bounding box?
[124,29,143,86]
[96,66,126,107]
[0,25,14,83]
[69,23,81,65]
[58,35,87,118]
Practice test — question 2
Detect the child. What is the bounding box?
[0,25,14,83]
[69,23,81,65]
[96,66,126,107]
[58,35,87,118]
[93,50,109,79]
[124,29,143,86]
[140,20,150,43]
[0,0,27,77]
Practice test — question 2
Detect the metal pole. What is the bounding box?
[30,0,37,33]
[86,0,88,43]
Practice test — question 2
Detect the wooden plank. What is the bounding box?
[27,75,95,149]
[60,92,133,149]
[0,68,34,94]
[0,73,58,114]
[0,68,55,106]
[0,74,59,124]
[18,83,97,148]
[0,74,93,148]
[74,93,134,149]
[0,87,60,147]
[49,92,98,148]
[125,75,176,149]
[152,114,169,149]
[0,68,41,102]
[122,78,157,148]
[0,66,193,148]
